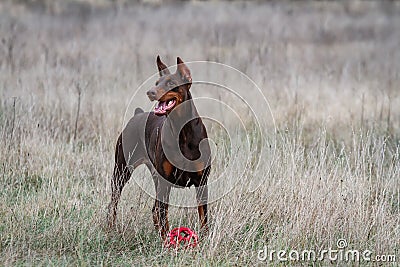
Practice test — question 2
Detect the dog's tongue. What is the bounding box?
[154,99,175,115]
[154,101,166,114]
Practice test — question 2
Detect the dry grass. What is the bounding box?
[0,1,399,265]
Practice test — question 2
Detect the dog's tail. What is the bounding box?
[134,107,144,115]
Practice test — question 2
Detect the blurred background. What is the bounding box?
[1,0,399,140]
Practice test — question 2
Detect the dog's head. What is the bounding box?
[147,56,192,116]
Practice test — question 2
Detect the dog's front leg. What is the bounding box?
[152,177,171,241]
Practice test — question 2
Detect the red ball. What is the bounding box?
[165,227,198,249]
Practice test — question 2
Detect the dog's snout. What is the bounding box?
[147,89,156,96]
[147,88,157,100]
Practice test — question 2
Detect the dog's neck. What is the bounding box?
[164,91,202,140]
[160,91,209,164]
[180,91,201,135]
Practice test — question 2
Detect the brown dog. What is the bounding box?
[107,56,211,240]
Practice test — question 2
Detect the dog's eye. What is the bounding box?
[171,87,180,92]
[155,81,159,86]
[167,81,175,87]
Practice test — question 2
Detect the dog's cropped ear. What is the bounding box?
[156,55,170,77]
[177,57,192,89]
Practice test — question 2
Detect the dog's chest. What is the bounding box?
[147,120,208,188]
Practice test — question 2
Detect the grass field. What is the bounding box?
[1,1,399,265]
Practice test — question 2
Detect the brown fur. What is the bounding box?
[107,56,211,241]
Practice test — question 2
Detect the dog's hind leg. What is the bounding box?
[107,134,132,228]
[195,168,210,234]
[195,184,208,233]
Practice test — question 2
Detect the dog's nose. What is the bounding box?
[147,89,157,100]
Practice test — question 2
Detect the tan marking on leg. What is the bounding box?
[195,162,204,176]
[162,160,173,176]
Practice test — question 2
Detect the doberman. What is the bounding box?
[107,56,211,241]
